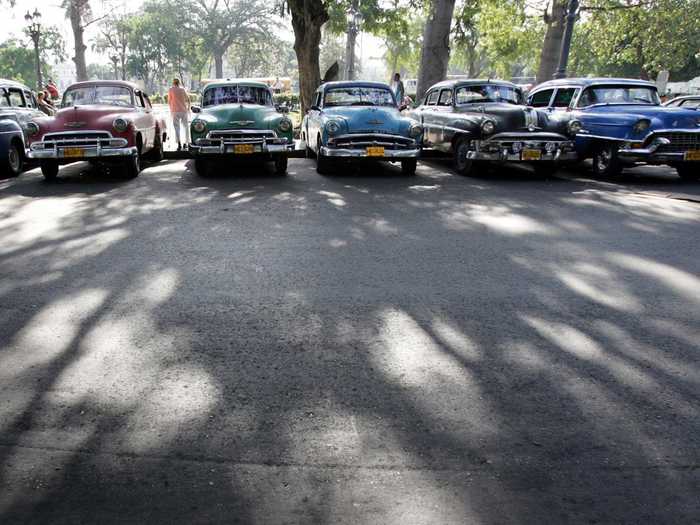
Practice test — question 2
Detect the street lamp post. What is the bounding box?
[553,0,579,79]
[24,9,43,90]
[344,2,361,81]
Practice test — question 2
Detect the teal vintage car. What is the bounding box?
[189,80,294,175]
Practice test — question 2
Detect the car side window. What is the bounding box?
[552,88,579,108]
[23,91,35,108]
[529,89,554,108]
[7,88,25,107]
[0,89,9,108]
[426,90,439,106]
[437,89,453,106]
[313,91,322,108]
[681,99,700,109]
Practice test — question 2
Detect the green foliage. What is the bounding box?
[273,92,300,106]
[0,39,55,87]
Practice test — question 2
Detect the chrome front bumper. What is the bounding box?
[320,146,420,159]
[28,137,136,160]
[468,135,577,162]
[617,137,700,164]
[190,136,293,156]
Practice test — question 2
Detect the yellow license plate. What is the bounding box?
[63,147,84,158]
[233,144,254,154]
[684,150,700,161]
[367,146,385,157]
[521,149,542,161]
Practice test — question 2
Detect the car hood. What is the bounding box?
[37,105,132,133]
[198,103,277,128]
[454,103,543,132]
[582,104,700,129]
[323,106,411,135]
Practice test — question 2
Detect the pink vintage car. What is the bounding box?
[27,80,166,180]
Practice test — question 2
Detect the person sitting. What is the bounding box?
[37,91,54,116]
[46,80,60,100]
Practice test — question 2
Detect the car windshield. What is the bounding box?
[62,85,133,108]
[578,85,660,106]
[455,85,522,105]
[202,85,272,107]
[324,87,396,107]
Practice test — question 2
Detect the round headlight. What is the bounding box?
[633,118,651,134]
[278,118,292,132]
[481,119,495,135]
[567,120,582,135]
[409,123,423,138]
[326,120,340,134]
[695,118,700,127]
[192,119,206,133]
[112,117,129,133]
[26,122,40,136]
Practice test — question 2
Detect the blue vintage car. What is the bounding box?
[528,78,700,180]
[301,81,422,175]
[0,79,44,177]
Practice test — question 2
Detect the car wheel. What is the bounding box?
[316,137,332,174]
[453,137,480,176]
[41,161,59,181]
[147,131,164,162]
[401,158,417,176]
[592,144,622,176]
[124,153,141,179]
[194,158,211,177]
[2,140,23,177]
[274,156,288,175]
[675,163,699,181]
[533,162,558,178]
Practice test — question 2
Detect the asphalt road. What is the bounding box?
[1,158,699,524]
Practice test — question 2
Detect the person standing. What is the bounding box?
[168,78,190,151]
[46,80,59,100]
[391,73,405,105]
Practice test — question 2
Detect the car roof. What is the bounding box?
[533,77,657,90]
[668,95,700,100]
[0,78,32,91]
[428,78,518,90]
[203,80,270,90]
[320,81,392,91]
[66,80,141,91]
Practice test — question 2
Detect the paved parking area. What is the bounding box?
[1,159,699,523]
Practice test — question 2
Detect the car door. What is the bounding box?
[133,90,155,149]
[7,88,36,146]
[434,88,456,150]
[419,89,440,146]
[306,90,323,150]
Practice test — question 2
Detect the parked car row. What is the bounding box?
[2,77,699,182]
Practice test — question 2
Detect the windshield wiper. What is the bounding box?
[351,101,375,106]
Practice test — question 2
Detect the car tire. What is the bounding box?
[533,162,558,178]
[2,140,23,177]
[316,137,332,175]
[401,158,417,175]
[124,153,141,179]
[147,131,164,162]
[592,144,622,177]
[194,158,211,177]
[274,156,288,175]
[675,163,699,181]
[41,161,59,181]
[453,137,481,176]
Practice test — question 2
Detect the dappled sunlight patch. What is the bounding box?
[371,309,496,436]
[354,216,398,235]
[438,203,556,235]
[0,289,108,380]
[408,184,441,192]
[329,238,347,248]
[131,268,179,305]
[608,253,700,305]
[318,190,347,207]
[522,315,603,361]
[47,228,130,271]
[430,319,480,361]
[501,341,549,370]
[555,263,642,313]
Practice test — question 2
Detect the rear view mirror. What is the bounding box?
[191,105,201,113]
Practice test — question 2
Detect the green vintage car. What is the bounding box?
[189,80,294,175]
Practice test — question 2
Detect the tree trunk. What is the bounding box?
[344,0,359,80]
[416,0,456,103]
[214,51,224,78]
[536,0,566,84]
[288,0,329,114]
[68,1,88,81]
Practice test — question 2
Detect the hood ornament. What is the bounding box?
[230,120,255,126]
[65,121,86,128]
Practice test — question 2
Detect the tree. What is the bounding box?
[283,0,330,113]
[416,0,457,101]
[536,0,567,83]
[94,15,131,80]
[0,39,58,88]
[189,0,272,79]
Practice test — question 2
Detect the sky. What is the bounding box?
[1,0,390,81]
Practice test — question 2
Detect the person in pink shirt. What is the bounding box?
[168,78,190,150]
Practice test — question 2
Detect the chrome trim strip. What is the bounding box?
[320,146,420,158]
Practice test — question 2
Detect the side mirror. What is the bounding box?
[191,105,201,113]
[276,105,290,114]
[310,105,320,111]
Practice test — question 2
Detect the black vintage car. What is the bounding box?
[0,79,44,177]
[408,79,580,176]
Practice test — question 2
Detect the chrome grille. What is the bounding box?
[331,134,415,150]
[653,132,700,153]
[42,131,112,148]
[208,130,276,143]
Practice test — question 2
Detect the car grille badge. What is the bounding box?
[230,120,255,126]
[65,122,86,128]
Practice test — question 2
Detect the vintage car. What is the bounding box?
[26,80,166,180]
[528,78,700,180]
[409,79,578,176]
[301,81,422,175]
[0,79,44,177]
[663,95,700,110]
[189,80,294,176]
